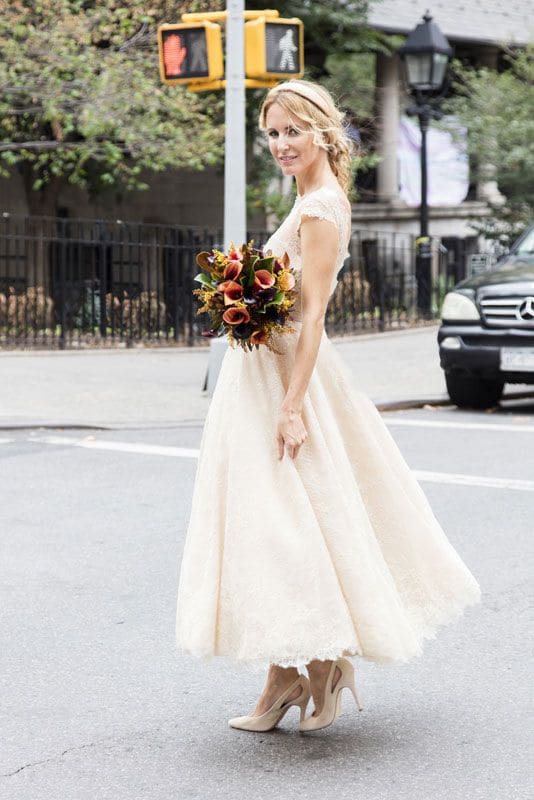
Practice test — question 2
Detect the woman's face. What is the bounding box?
[264,102,318,178]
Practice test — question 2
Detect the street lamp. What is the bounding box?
[399,11,452,315]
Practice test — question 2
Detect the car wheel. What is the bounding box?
[445,371,504,409]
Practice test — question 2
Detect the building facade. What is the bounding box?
[363,0,532,240]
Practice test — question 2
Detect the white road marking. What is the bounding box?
[27,434,534,492]
[0,437,14,445]
[413,470,534,492]
[385,418,534,434]
[29,435,200,459]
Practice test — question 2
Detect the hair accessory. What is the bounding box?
[271,85,329,117]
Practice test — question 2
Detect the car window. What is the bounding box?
[515,227,534,254]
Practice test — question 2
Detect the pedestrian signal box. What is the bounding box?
[158,22,223,85]
[245,17,304,80]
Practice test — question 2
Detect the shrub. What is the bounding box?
[0,285,54,329]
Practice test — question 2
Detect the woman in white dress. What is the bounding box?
[175,79,481,732]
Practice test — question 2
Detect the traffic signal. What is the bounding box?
[245,17,304,80]
[157,22,223,85]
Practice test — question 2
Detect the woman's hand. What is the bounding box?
[276,408,308,460]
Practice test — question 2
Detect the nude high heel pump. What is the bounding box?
[228,674,311,732]
[299,658,363,732]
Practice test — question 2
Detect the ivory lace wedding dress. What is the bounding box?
[176,184,480,671]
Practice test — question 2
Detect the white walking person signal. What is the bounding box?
[278,28,297,71]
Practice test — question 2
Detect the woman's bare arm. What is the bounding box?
[277,215,339,460]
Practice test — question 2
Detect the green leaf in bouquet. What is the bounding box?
[254,256,275,272]
[242,264,256,288]
[194,273,216,288]
[264,291,285,307]
[243,247,259,268]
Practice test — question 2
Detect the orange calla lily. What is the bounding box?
[222,307,251,326]
[251,329,269,345]
[218,280,244,305]
[227,247,243,262]
[253,270,276,291]
[196,251,212,269]
[223,260,243,281]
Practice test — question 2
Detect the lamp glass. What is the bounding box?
[404,53,432,89]
[432,52,449,88]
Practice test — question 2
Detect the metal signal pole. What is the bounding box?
[224,0,246,249]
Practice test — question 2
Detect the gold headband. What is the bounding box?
[270,87,329,117]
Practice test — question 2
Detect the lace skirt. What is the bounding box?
[175,326,481,672]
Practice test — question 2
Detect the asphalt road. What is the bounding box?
[1,401,533,800]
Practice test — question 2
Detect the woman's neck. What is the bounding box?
[296,160,338,197]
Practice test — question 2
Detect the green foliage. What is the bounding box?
[0,1,225,201]
[443,47,534,243]
[322,52,376,117]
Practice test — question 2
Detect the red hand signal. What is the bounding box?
[163,34,187,76]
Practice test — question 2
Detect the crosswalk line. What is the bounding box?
[385,418,534,434]
[29,434,200,459]
[413,470,534,492]
[27,434,534,492]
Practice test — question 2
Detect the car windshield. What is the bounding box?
[515,227,534,254]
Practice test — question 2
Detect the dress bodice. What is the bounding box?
[262,185,352,308]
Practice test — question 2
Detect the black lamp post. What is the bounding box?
[399,11,452,315]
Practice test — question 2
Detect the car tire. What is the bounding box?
[445,371,504,409]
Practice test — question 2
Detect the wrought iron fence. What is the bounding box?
[0,212,473,349]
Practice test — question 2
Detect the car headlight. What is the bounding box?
[441,292,480,321]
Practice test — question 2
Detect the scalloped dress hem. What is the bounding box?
[176,588,480,674]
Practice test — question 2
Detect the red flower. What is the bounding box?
[223,260,243,281]
[222,307,251,325]
[253,270,276,291]
[218,280,244,305]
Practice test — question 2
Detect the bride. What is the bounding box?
[175,79,481,733]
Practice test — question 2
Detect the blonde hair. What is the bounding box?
[258,79,354,196]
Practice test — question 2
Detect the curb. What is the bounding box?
[377,388,534,413]
[376,397,452,412]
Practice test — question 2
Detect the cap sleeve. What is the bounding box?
[296,192,340,236]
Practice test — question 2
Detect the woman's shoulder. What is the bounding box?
[296,184,351,227]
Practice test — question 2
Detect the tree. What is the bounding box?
[0,1,225,216]
[443,47,534,243]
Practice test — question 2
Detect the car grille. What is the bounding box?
[479,295,534,328]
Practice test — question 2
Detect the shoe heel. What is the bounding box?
[339,658,363,711]
[350,683,364,711]
[298,693,310,723]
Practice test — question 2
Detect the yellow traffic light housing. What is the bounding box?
[157,22,223,85]
[245,17,304,80]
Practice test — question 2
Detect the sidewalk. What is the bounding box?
[0,325,452,429]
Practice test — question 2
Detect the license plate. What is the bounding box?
[500,347,534,372]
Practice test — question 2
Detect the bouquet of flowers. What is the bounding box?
[193,241,298,352]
